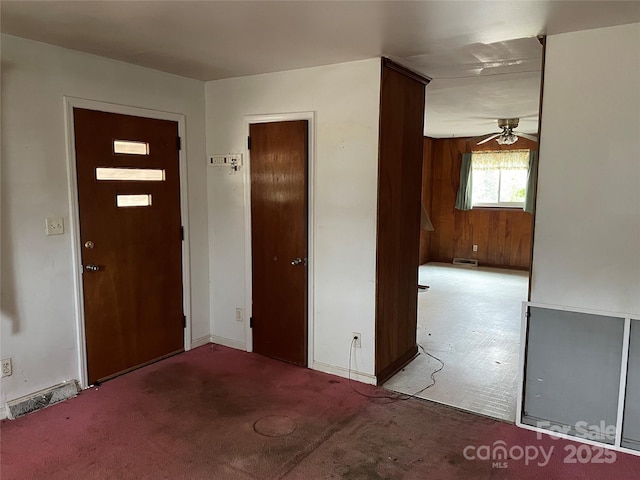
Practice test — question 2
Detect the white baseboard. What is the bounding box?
[211,335,246,351]
[312,361,377,385]
[190,335,212,349]
[0,404,6,420]
[190,335,247,351]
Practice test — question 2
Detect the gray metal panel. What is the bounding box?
[522,306,624,444]
[622,320,640,451]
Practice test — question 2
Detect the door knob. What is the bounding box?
[291,258,303,266]
[85,264,100,272]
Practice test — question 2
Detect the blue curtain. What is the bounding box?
[524,151,538,214]
[455,152,473,211]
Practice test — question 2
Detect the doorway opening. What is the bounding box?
[385,139,536,422]
[384,37,544,422]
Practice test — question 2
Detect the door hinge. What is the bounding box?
[247,136,251,150]
[177,136,182,151]
[183,315,186,328]
[250,317,253,328]
[180,226,184,241]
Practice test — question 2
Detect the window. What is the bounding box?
[113,140,149,155]
[96,167,165,181]
[471,150,529,208]
[116,194,152,207]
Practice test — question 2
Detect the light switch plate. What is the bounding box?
[45,217,64,235]
[209,154,243,167]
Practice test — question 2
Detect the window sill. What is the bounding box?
[472,205,525,211]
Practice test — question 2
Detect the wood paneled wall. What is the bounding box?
[420,137,536,270]
[375,59,428,384]
[418,137,434,265]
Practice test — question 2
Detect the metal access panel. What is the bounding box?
[622,319,640,451]
[521,305,625,444]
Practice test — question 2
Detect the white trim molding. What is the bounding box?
[63,97,193,389]
[242,112,316,367]
[190,335,247,352]
[190,335,213,349]
[211,335,247,351]
[312,361,377,386]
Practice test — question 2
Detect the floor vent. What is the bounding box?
[453,258,479,267]
[6,380,79,419]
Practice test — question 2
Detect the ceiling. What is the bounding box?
[2,1,639,137]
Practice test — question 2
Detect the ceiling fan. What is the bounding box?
[475,118,538,145]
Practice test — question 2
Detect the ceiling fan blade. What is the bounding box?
[471,132,501,143]
[476,133,502,145]
[516,132,538,142]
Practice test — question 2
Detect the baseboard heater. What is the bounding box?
[6,380,79,419]
[453,258,478,267]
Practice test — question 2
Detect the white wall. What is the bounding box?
[205,59,381,380]
[0,35,209,404]
[531,23,640,316]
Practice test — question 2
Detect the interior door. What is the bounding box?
[73,108,184,384]
[250,120,308,366]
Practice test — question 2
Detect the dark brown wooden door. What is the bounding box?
[73,108,184,384]
[250,121,308,366]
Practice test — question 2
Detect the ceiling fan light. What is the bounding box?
[497,133,518,145]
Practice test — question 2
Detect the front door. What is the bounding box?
[250,120,308,366]
[73,108,184,384]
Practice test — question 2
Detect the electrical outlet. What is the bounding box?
[45,217,64,236]
[472,244,478,252]
[1,358,12,377]
[235,308,244,322]
[352,332,361,348]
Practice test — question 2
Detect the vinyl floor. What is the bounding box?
[384,262,529,422]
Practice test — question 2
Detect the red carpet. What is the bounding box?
[1,344,638,479]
